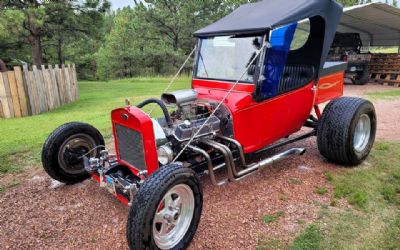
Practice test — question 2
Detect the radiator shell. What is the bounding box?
[111,107,159,176]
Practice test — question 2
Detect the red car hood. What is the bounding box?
[192,78,256,113]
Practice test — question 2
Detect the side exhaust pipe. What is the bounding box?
[218,135,306,178]
[194,137,305,184]
[233,147,306,181]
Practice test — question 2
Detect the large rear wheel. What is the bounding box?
[127,164,203,250]
[317,97,376,166]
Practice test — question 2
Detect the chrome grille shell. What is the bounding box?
[115,124,146,171]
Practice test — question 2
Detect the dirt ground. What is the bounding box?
[0,83,399,249]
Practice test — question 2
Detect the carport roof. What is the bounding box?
[312,3,400,47]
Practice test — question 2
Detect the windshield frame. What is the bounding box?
[193,34,267,84]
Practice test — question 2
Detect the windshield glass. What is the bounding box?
[195,35,263,83]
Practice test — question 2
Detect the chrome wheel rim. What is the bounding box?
[353,114,371,153]
[58,134,96,175]
[153,184,195,250]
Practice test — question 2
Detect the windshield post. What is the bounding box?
[192,39,202,78]
[254,32,270,98]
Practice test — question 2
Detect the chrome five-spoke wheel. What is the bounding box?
[127,165,203,250]
[153,184,195,250]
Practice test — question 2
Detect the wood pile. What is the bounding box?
[370,53,400,86]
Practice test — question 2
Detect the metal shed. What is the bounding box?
[299,3,400,50]
[339,3,400,48]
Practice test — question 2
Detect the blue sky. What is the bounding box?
[109,0,133,10]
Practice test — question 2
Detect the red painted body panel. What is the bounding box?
[193,79,315,153]
[315,71,344,104]
[111,107,159,175]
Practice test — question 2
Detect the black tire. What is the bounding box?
[127,164,203,250]
[353,71,370,85]
[41,122,105,184]
[347,62,370,85]
[317,97,376,166]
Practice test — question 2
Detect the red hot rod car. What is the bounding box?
[42,0,376,249]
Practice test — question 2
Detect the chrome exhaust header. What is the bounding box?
[190,136,306,185]
[218,135,306,179]
[199,140,236,182]
[187,145,229,186]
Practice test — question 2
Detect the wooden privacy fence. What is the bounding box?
[0,64,79,119]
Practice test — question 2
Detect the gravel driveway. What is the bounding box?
[1,83,399,249]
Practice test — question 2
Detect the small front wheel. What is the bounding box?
[127,164,203,250]
[317,97,376,166]
[41,122,105,184]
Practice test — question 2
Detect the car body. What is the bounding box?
[42,1,377,249]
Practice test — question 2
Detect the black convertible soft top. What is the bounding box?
[194,0,342,37]
[194,0,343,73]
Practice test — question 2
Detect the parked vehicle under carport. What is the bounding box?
[328,32,371,85]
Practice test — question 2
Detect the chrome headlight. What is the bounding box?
[157,145,173,165]
[152,119,168,147]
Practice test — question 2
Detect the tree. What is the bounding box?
[136,0,256,54]
[0,9,30,65]
[0,0,110,66]
[336,0,360,6]
[95,0,257,79]
[96,8,143,79]
[0,59,7,72]
[42,1,111,65]
[0,1,44,65]
[66,13,115,80]
[1,0,373,80]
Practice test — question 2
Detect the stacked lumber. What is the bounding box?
[0,64,79,119]
[370,54,400,86]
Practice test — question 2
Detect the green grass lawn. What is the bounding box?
[0,77,191,174]
[257,141,400,250]
[369,47,399,54]
[367,89,400,100]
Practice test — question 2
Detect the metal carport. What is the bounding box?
[300,3,400,51]
[339,3,400,49]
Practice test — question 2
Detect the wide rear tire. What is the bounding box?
[127,164,203,250]
[317,97,376,166]
[41,122,105,184]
